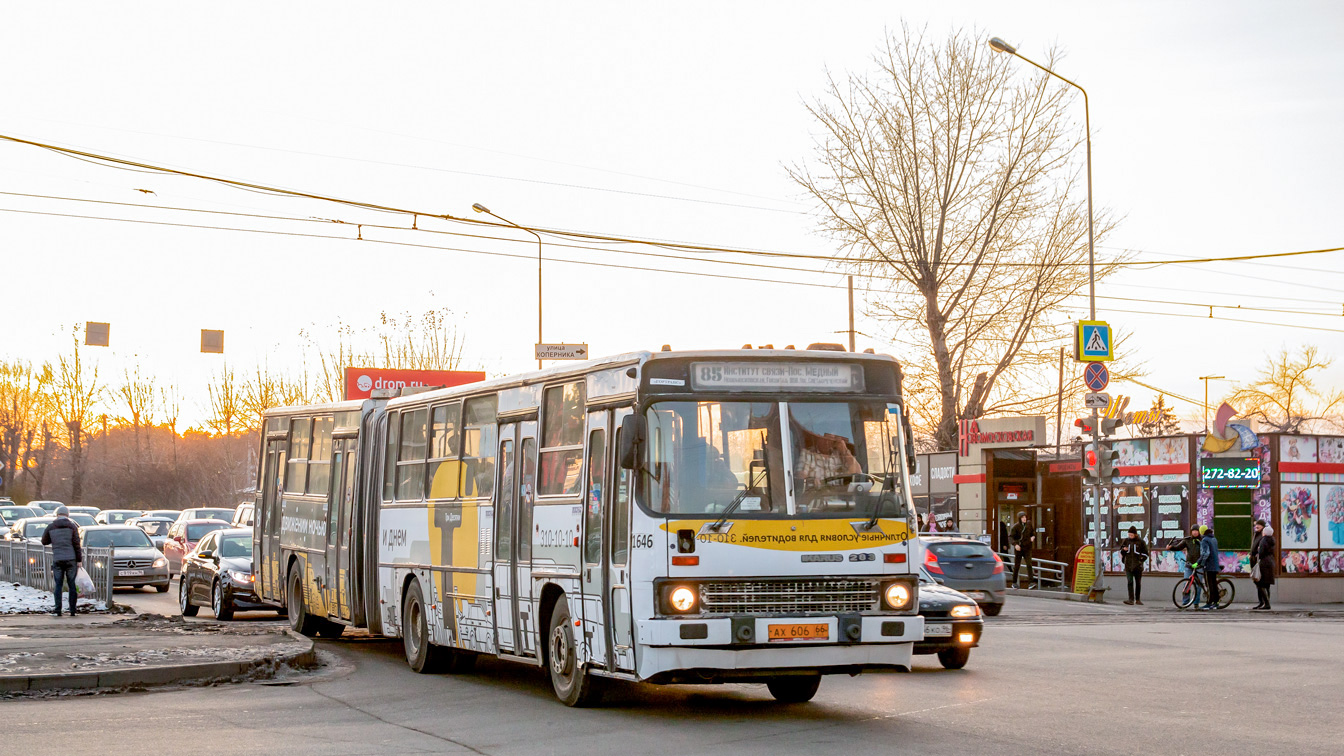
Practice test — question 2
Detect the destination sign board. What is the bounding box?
[689,362,865,392]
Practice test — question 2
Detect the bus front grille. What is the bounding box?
[698,579,880,615]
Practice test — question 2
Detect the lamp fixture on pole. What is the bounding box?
[474,203,544,369]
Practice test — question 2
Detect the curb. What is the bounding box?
[1005,587,1091,602]
[0,629,315,694]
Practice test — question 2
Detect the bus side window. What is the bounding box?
[396,408,428,501]
[612,428,630,567]
[585,429,605,565]
[286,418,312,494]
[383,411,400,502]
[308,416,334,496]
[519,438,536,562]
[497,440,515,558]
[462,396,498,499]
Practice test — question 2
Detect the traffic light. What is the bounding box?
[1074,418,1095,435]
[1099,417,1125,437]
[1096,441,1121,482]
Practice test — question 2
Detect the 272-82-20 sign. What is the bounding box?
[1200,458,1261,488]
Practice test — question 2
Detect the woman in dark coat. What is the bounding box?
[1251,522,1276,610]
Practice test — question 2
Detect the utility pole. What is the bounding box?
[847,275,856,352]
[1055,347,1064,456]
[1199,375,1226,432]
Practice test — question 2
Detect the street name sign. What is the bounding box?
[1083,362,1110,391]
[1085,392,1110,409]
[536,343,590,360]
[1075,320,1113,362]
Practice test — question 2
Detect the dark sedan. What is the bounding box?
[179,527,271,620]
[914,568,985,669]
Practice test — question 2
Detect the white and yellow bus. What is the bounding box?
[254,348,926,705]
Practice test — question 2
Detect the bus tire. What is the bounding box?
[317,621,345,639]
[546,598,603,707]
[287,565,322,637]
[402,580,448,673]
[766,675,821,703]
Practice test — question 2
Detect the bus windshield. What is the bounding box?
[642,399,911,519]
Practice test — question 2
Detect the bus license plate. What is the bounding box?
[924,623,952,637]
[767,623,829,642]
[119,569,145,576]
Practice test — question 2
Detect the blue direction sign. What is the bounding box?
[1083,362,1110,391]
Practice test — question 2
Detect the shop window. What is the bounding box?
[539,382,586,496]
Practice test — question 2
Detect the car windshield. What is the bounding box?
[24,522,52,538]
[187,522,228,540]
[84,529,154,549]
[928,542,994,559]
[69,514,97,527]
[138,521,171,536]
[219,535,252,559]
[195,510,233,521]
[642,400,910,519]
[104,511,138,523]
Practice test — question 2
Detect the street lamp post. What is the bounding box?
[990,36,1104,593]
[473,203,544,369]
[1199,375,1227,432]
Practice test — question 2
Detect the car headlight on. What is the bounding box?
[152,557,167,568]
[228,570,255,584]
[883,581,913,611]
[950,604,980,619]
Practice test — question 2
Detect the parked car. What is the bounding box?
[68,513,97,529]
[919,535,1007,616]
[6,517,55,542]
[915,568,985,669]
[163,518,231,574]
[179,528,269,620]
[144,509,181,520]
[175,508,234,524]
[95,509,144,525]
[67,505,102,517]
[129,516,176,551]
[82,526,171,592]
[0,505,46,522]
[30,500,64,514]
[231,502,255,528]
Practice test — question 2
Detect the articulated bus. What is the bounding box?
[253,349,929,705]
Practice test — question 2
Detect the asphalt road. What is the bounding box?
[8,590,1339,756]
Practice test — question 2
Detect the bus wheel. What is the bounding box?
[287,566,322,637]
[402,580,448,673]
[546,599,603,707]
[317,621,345,639]
[766,675,821,703]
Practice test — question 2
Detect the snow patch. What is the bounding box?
[0,582,106,614]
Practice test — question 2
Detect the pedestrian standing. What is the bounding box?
[1251,520,1276,610]
[40,505,83,617]
[1197,525,1221,610]
[1120,526,1150,605]
[1167,525,1203,605]
[1009,512,1036,588]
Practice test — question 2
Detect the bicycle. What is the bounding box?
[1172,569,1234,609]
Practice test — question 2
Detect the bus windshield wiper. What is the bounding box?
[708,488,751,532]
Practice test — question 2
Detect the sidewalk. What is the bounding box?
[994,590,1344,623]
[0,612,314,694]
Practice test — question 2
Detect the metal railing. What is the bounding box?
[0,541,115,608]
[997,550,1070,590]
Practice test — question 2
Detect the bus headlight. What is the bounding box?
[950,604,980,618]
[883,581,913,611]
[659,583,700,614]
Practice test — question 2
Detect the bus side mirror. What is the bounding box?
[902,412,917,475]
[618,414,646,470]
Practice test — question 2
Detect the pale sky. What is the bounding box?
[3,1,1342,429]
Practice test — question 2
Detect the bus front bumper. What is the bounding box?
[633,615,922,683]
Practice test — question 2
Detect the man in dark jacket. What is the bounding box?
[1119,526,1150,605]
[1197,525,1221,610]
[1008,512,1036,588]
[40,506,83,616]
[1167,525,1203,604]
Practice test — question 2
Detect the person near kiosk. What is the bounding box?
[1250,519,1276,610]
[1197,525,1222,610]
[1009,511,1036,589]
[1119,526,1150,605]
[1167,524,1204,605]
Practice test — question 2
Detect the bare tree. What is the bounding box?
[305,308,469,402]
[790,26,1117,449]
[206,363,246,436]
[51,330,102,503]
[116,363,157,463]
[1226,346,1343,433]
[0,360,53,497]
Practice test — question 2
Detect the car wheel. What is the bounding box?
[213,580,234,621]
[287,565,322,637]
[938,646,971,670]
[156,583,170,593]
[401,580,447,673]
[546,598,603,706]
[981,602,1003,617]
[766,675,822,703]
[179,575,199,617]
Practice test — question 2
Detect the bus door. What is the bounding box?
[514,421,539,657]
[580,410,610,668]
[607,407,636,672]
[493,423,519,655]
[258,438,287,600]
[325,436,357,620]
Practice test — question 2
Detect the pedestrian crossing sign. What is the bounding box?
[1075,320,1113,362]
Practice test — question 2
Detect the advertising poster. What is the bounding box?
[928,494,958,533]
[1151,484,1189,546]
[1323,484,1344,548]
[1280,483,1319,548]
[1151,549,1181,573]
[1114,439,1150,485]
[1253,484,1273,524]
[1320,551,1344,574]
[1320,437,1344,472]
[1282,551,1319,574]
[1219,550,1249,574]
[1084,488,1111,548]
[1281,436,1317,482]
[1150,436,1190,483]
[1195,488,1214,529]
[1111,484,1149,541]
